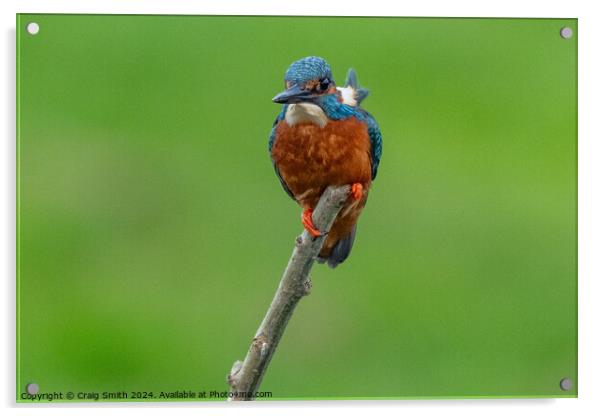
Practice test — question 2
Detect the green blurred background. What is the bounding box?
[17,15,577,400]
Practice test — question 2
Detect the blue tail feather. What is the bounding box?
[317,225,357,268]
[345,68,359,89]
[344,68,370,105]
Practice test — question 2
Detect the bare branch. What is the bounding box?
[226,185,350,401]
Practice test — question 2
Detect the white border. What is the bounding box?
[2,1,600,415]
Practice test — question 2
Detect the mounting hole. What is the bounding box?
[26,22,40,35]
[26,383,40,395]
[560,27,573,39]
[559,377,573,391]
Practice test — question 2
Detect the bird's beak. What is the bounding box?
[272,84,312,104]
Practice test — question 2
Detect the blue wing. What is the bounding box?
[366,113,382,180]
[268,106,296,200]
[357,108,382,180]
[345,69,382,180]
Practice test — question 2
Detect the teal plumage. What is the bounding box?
[269,65,382,182]
[268,56,383,267]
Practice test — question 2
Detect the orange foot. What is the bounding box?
[301,209,322,237]
[351,183,363,201]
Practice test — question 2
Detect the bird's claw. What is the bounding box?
[302,209,322,237]
[351,183,363,201]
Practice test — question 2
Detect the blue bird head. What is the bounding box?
[273,56,336,104]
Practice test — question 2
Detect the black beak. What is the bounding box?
[272,84,312,104]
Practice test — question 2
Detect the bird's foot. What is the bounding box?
[350,183,363,201]
[301,209,322,237]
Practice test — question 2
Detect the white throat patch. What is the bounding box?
[336,86,358,106]
[285,103,328,128]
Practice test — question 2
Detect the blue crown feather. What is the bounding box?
[284,56,333,85]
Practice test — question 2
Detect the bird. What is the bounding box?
[268,56,382,268]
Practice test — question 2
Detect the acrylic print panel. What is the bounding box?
[16,14,577,402]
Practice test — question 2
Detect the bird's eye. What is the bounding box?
[318,78,330,92]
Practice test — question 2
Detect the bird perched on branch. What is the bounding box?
[269,56,382,268]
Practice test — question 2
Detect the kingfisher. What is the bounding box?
[268,56,382,268]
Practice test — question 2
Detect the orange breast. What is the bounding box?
[271,117,372,209]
